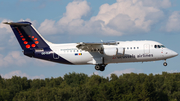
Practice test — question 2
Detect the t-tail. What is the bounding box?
[4,21,72,64]
[4,21,51,57]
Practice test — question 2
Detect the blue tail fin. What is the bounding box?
[4,21,49,50]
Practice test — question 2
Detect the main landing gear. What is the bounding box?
[163,60,167,66]
[95,64,107,71]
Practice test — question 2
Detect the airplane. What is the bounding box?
[4,21,178,71]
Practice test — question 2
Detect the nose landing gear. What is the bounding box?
[163,60,167,66]
[95,64,107,71]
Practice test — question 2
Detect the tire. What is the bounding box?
[100,66,105,71]
[163,62,167,66]
[95,65,101,70]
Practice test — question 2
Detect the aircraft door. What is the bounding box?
[53,50,59,59]
[53,53,59,59]
[161,47,164,57]
[144,44,150,54]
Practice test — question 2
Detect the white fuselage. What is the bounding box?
[48,40,178,65]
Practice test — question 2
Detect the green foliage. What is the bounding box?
[1,72,180,101]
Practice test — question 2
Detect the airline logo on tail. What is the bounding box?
[4,21,50,50]
[16,27,39,49]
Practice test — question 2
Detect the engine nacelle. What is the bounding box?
[104,47,117,56]
[117,47,125,56]
[103,47,125,56]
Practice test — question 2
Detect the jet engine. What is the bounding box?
[103,47,125,56]
[117,47,125,56]
[104,47,117,56]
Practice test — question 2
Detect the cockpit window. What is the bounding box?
[154,45,157,48]
[161,45,166,48]
[154,45,166,48]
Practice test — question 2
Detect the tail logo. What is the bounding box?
[16,28,39,49]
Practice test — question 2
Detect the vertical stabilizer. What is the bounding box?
[4,21,50,50]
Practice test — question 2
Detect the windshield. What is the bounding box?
[154,45,166,48]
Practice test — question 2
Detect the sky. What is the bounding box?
[0,0,179,79]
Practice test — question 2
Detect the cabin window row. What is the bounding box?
[126,47,139,50]
[61,49,82,52]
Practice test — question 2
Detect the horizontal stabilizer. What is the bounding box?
[4,22,31,26]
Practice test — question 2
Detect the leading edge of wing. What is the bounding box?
[77,41,117,46]
[76,42,103,51]
[77,42,102,45]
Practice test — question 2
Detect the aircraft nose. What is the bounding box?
[171,50,178,57]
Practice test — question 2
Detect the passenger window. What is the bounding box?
[127,47,129,49]
[130,47,132,49]
[134,47,136,49]
[137,47,139,49]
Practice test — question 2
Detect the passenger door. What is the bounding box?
[144,44,150,54]
[53,49,59,59]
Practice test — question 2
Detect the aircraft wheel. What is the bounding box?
[100,66,105,71]
[95,65,101,70]
[163,62,167,66]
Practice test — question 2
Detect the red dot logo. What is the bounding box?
[22,38,26,41]
[24,41,28,44]
[31,44,36,47]
[32,36,34,38]
[34,38,37,40]
[26,45,30,49]
[35,41,39,44]
[20,36,23,38]
[29,35,31,37]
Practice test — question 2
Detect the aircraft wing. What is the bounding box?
[76,41,117,52]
